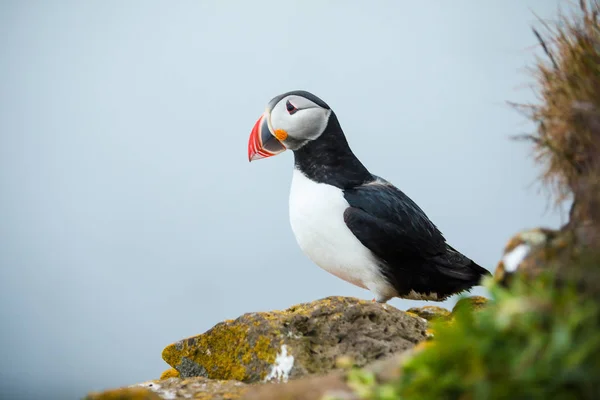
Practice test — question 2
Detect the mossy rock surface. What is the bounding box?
[241,372,348,400]
[406,305,450,321]
[162,296,427,383]
[138,377,247,400]
[87,378,248,400]
[451,295,488,314]
[494,228,561,286]
[159,368,180,380]
[84,387,162,400]
[493,227,582,289]
[242,348,415,400]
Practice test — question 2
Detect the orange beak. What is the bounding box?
[248,113,286,162]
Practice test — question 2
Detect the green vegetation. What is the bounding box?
[343,2,600,399]
[345,267,600,399]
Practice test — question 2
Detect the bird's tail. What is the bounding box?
[438,245,491,285]
[468,260,492,283]
[437,261,490,284]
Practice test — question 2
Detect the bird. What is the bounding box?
[247,90,491,303]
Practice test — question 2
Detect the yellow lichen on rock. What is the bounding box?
[162,296,427,384]
[406,305,451,321]
[84,387,162,400]
[452,296,488,315]
[158,377,248,400]
[162,321,280,382]
[412,339,434,353]
[334,355,355,370]
[88,377,250,400]
[159,368,179,380]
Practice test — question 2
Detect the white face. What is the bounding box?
[268,94,332,150]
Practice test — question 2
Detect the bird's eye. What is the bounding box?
[286,100,298,115]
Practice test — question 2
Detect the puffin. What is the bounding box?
[248,90,490,303]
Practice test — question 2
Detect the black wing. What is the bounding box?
[343,176,488,297]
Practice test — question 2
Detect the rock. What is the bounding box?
[84,387,162,400]
[85,378,248,400]
[412,339,434,353]
[136,377,247,400]
[162,296,427,383]
[452,296,489,314]
[406,306,450,321]
[108,356,412,400]
[495,228,600,300]
[159,368,180,380]
[358,349,413,383]
[241,372,349,400]
[494,228,560,285]
[242,350,415,400]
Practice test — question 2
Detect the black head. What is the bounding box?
[248,90,372,187]
[248,90,332,160]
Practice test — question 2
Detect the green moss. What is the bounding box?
[410,276,598,398]
[451,295,488,314]
[343,268,600,400]
[337,4,600,399]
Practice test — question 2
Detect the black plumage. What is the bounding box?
[343,178,490,300]
[293,106,490,300]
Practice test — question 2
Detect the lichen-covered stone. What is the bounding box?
[452,296,489,314]
[241,372,349,400]
[406,306,451,321]
[358,349,414,383]
[162,296,427,383]
[494,228,600,300]
[159,368,180,380]
[135,377,247,400]
[84,387,162,400]
[242,350,415,400]
[412,340,434,353]
[494,228,561,285]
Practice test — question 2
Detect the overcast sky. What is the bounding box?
[0,1,568,398]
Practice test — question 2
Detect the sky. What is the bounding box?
[0,1,569,398]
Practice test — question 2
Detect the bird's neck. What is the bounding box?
[293,112,373,189]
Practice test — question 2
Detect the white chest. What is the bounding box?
[288,169,395,299]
